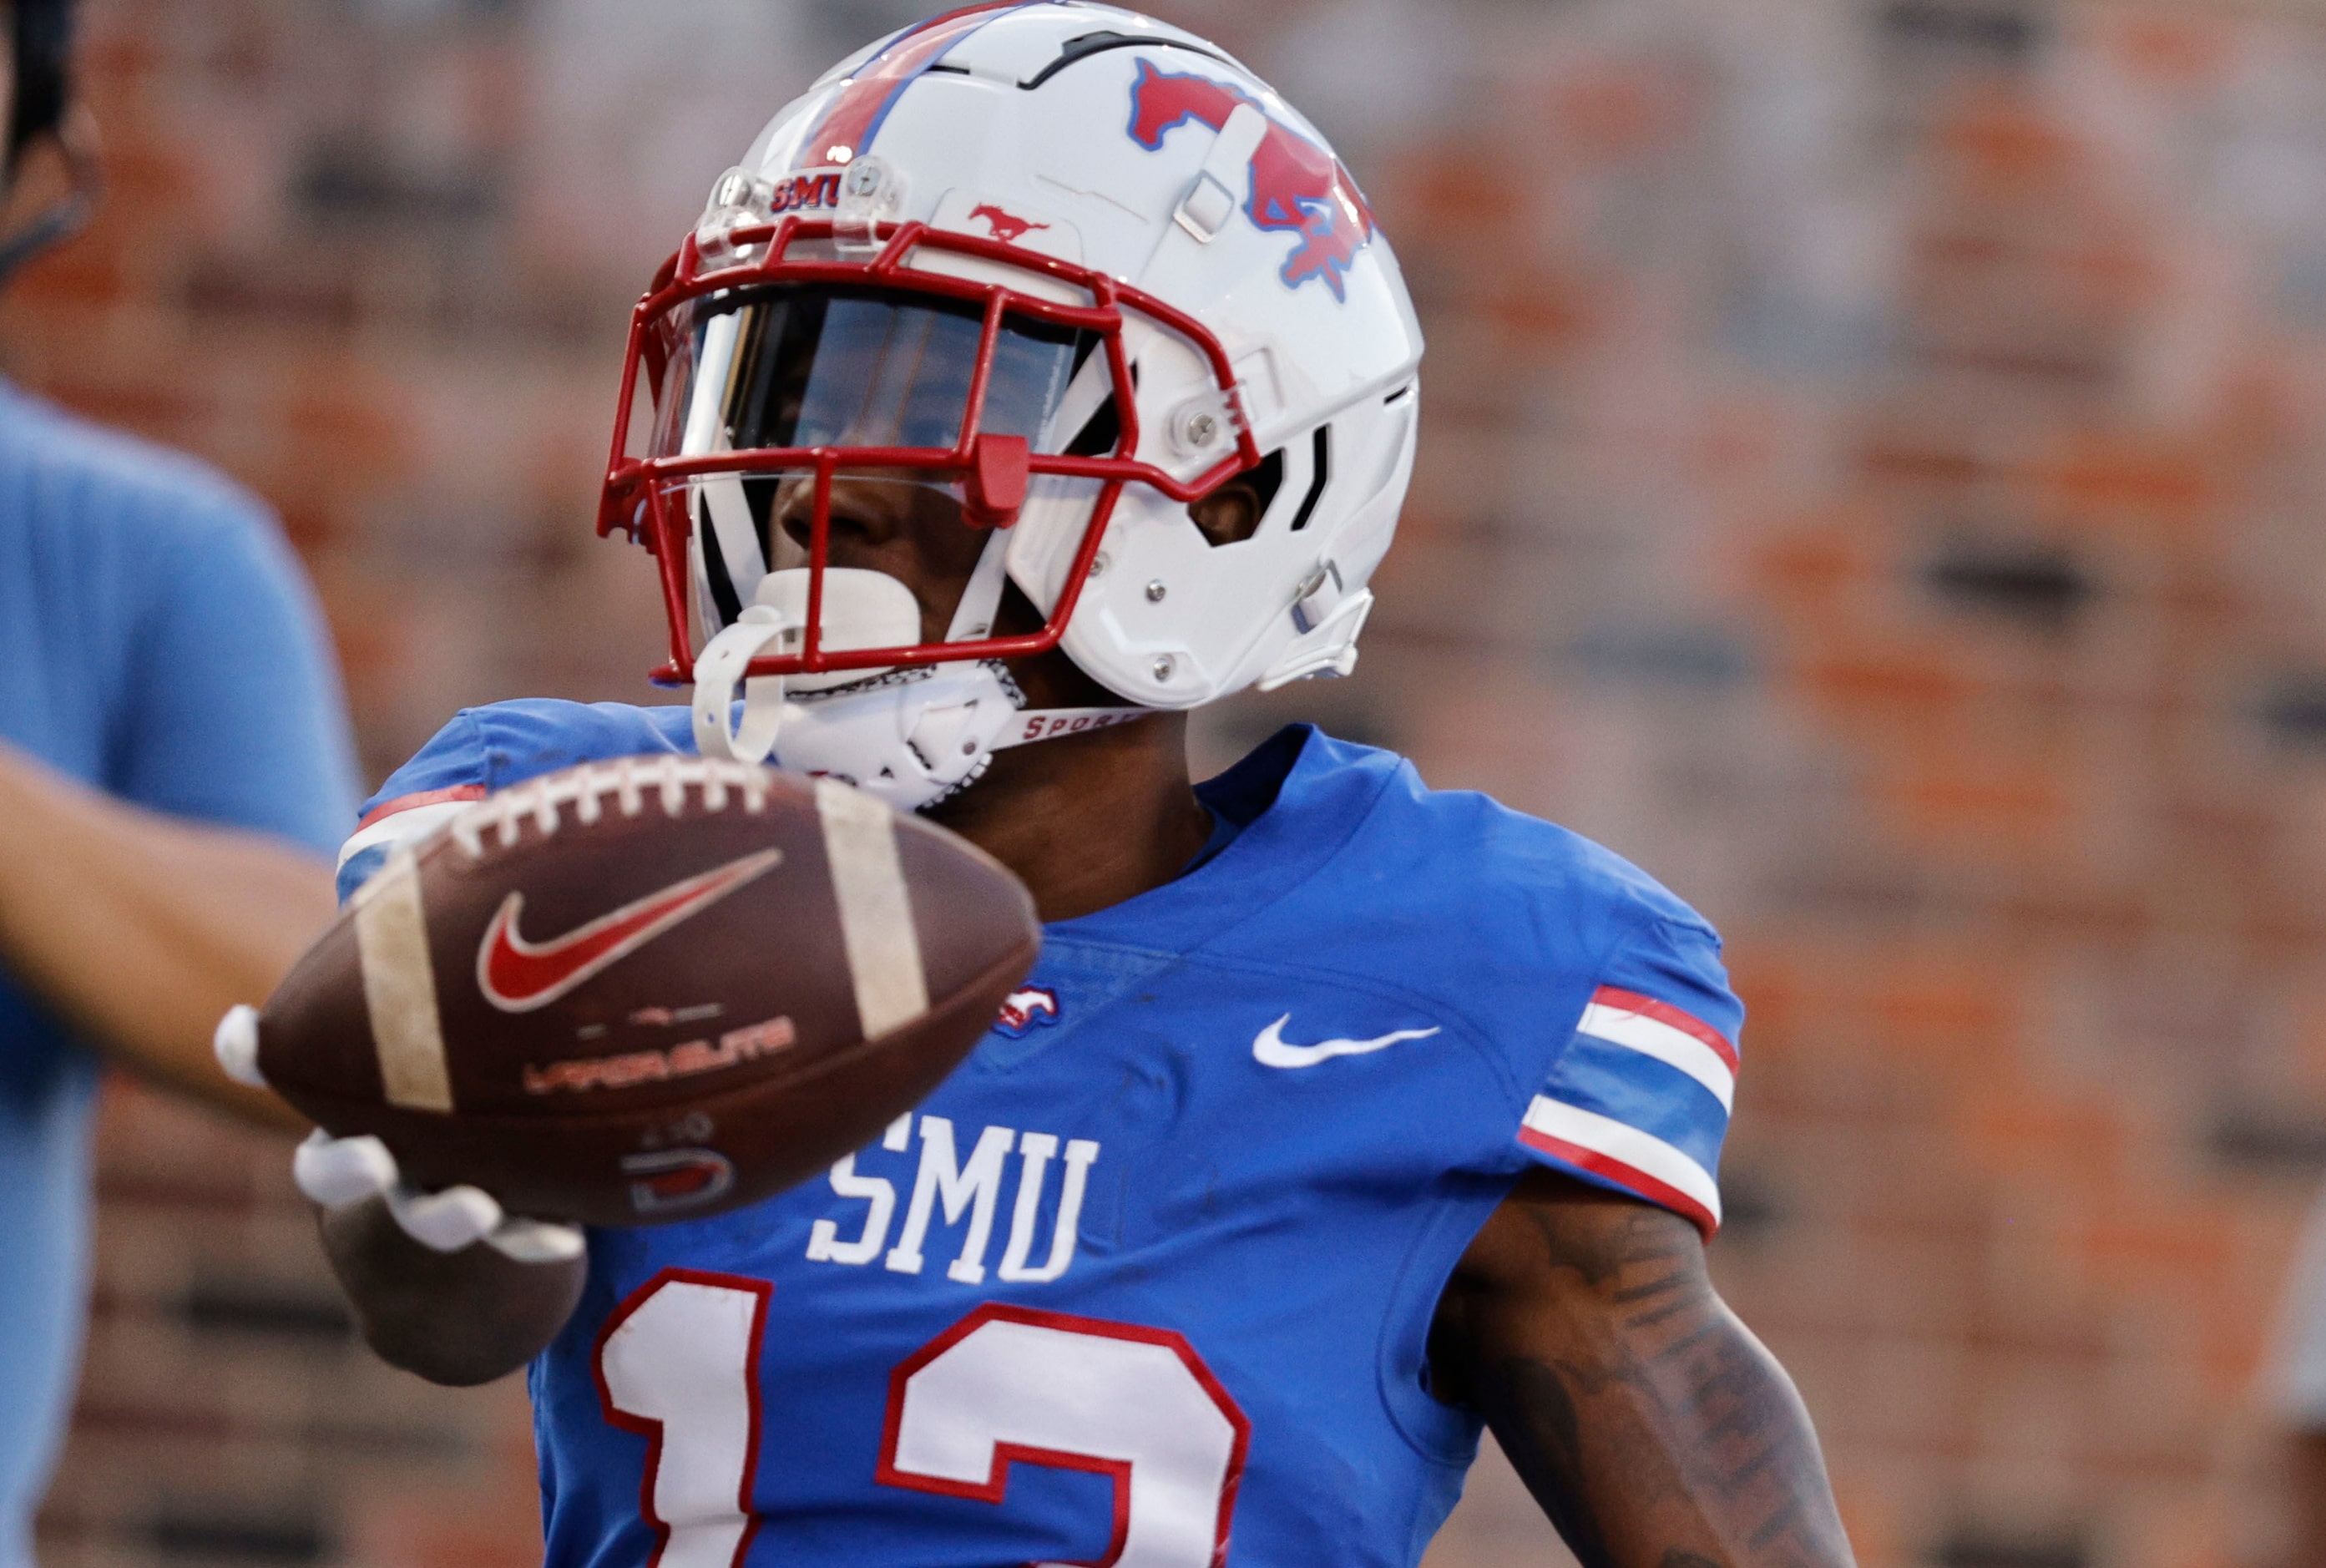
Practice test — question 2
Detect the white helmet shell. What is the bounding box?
[733,3,1425,709]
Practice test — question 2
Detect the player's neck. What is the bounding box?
[925,712,1211,925]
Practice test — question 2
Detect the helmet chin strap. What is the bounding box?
[691,554,1146,808]
[690,606,796,765]
[943,529,1014,644]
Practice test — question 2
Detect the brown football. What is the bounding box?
[255,756,1039,1227]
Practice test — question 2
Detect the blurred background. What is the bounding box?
[19,0,2326,1564]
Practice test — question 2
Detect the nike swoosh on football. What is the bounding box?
[1251,1014,1441,1070]
[477,849,783,1014]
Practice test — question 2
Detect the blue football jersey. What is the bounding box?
[344,704,1744,1568]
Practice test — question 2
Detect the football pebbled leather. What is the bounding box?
[256,756,1038,1227]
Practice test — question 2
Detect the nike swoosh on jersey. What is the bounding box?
[477,849,783,1014]
[1251,1014,1441,1070]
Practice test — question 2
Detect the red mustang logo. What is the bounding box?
[1127,59,1377,301]
[968,204,1049,245]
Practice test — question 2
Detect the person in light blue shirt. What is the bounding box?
[0,4,359,1559]
[0,389,360,1564]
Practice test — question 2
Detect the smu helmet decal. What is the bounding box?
[1126,58,1378,301]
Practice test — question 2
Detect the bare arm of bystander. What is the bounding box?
[0,739,336,1129]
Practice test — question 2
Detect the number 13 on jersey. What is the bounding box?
[596,1269,1251,1568]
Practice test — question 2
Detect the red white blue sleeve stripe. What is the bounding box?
[1518,985,1738,1236]
[333,786,487,902]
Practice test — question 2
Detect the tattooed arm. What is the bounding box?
[1429,1169,1854,1568]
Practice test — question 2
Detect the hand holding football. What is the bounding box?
[232,756,1037,1227]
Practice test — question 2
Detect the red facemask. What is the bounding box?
[598,215,1263,690]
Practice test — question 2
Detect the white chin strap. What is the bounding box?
[943,529,1014,644]
[691,562,1145,812]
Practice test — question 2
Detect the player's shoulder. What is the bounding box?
[336,699,695,898]
[1209,726,1732,1063]
[0,382,271,543]
[1267,724,1717,953]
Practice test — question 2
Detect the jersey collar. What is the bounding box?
[1044,723,1404,957]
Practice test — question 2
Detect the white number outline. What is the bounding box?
[593,1267,773,1568]
[873,1303,1253,1568]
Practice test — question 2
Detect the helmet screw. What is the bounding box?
[1090,552,1110,578]
[710,167,759,211]
[962,741,978,756]
[1152,655,1176,681]
[845,159,886,198]
[1171,400,1231,453]
[1145,580,1167,603]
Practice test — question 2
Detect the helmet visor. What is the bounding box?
[646,282,1100,463]
[638,282,1111,644]
[604,222,1269,691]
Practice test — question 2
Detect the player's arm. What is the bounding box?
[0,740,331,1128]
[1430,1168,1853,1568]
[298,732,591,1387]
[317,1196,585,1386]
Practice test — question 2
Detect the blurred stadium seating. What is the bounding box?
[22,1,2326,1564]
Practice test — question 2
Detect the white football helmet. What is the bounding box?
[597,2,1424,810]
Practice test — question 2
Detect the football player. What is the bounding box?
[291,7,1856,1564]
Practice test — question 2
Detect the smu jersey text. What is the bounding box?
[341,706,1744,1568]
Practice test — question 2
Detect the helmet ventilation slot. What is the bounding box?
[1019,33,1235,93]
[1288,425,1332,533]
[1191,448,1285,549]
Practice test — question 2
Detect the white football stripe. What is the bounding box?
[1521,1097,1722,1226]
[816,778,930,1039]
[1577,1002,1736,1112]
[352,846,454,1114]
[336,802,471,873]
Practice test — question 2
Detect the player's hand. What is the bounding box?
[215,1005,584,1265]
[291,1128,585,1262]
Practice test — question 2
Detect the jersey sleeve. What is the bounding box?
[334,710,493,903]
[1514,912,1742,1237]
[335,700,697,902]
